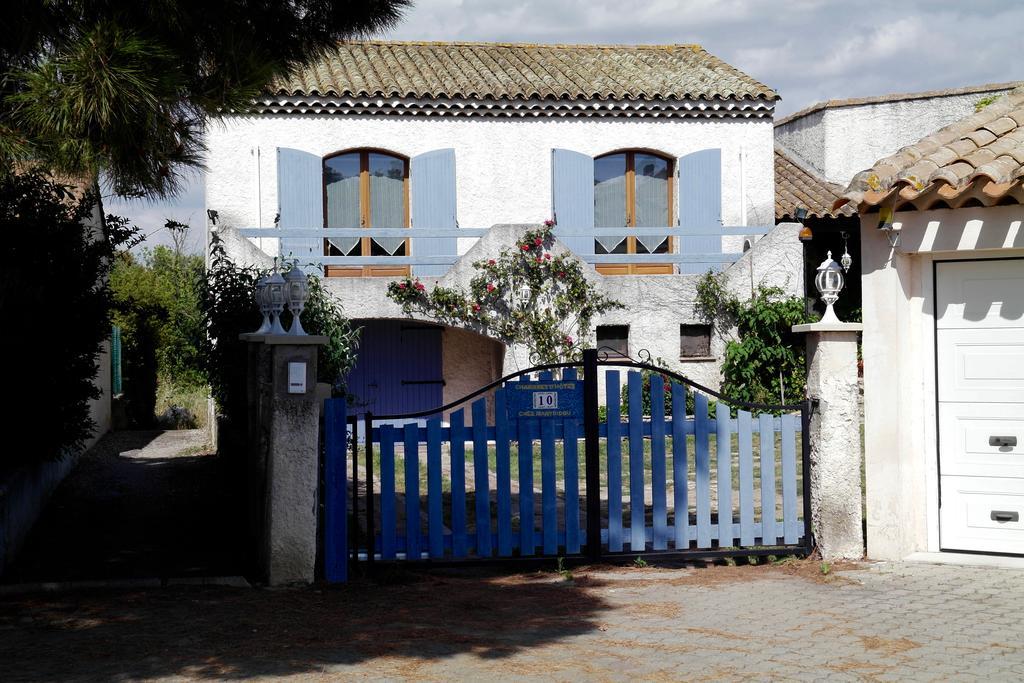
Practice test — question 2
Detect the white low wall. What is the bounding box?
[0,454,77,576]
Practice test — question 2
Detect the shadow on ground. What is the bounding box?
[3,430,244,583]
[0,570,611,680]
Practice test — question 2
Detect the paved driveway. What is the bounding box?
[2,560,1023,680]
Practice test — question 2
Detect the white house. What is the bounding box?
[837,85,1024,560]
[207,41,802,416]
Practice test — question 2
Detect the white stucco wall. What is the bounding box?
[860,204,1024,560]
[205,113,776,243]
[776,85,1018,186]
[217,220,803,405]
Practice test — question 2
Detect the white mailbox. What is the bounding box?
[287,361,307,394]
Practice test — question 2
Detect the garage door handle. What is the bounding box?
[989,436,1017,448]
[991,511,1019,523]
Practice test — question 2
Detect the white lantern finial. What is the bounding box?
[814,250,846,323]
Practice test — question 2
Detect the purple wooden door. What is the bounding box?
[346,320,443,416]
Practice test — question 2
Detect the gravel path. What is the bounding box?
[2,430,244,584]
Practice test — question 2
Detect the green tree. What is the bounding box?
[1,0,410,198]
[110,242,207,425]
[0,171,137,464]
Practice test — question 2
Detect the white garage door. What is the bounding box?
[937,259,1024,554]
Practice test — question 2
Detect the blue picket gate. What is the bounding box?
[323,350,811,581]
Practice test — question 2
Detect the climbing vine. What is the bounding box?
[695,271,815,406]
[386,224,623,364]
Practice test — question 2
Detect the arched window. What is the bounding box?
[593,150,674,275]
[323,149,409,277]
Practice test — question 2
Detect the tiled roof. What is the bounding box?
[775,81,1022,127]
[269,41,777,102]
[838,85,1024,212]
[774,147,855,220]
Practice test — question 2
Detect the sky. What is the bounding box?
[106,0,1024,254]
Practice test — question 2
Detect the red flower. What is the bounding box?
[564,336,574,345]
[414,282,425,291]
[398,282,407,289]
[472,303,481,312]
[520,244,530,251]
[488,259,496,266]
[544,219,555,227]
[544,253,552,260]
[486,283,495,292]
[535,256,542,263]
[534,237,543,246]
[557,271,566,278]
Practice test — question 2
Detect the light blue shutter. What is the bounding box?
[277,147,324,272]
[551,149,594,256]
[678,148,722,274]
[411,149,457,278]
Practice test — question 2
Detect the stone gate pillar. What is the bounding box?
[792,321,864,561]
[242,333,327,585]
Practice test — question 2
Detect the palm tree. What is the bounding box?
[1,0,410,199]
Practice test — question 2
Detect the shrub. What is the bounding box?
[0,171,137,465]
[386,224,622,364]
[200,233,360,430]
[695,271,815,407]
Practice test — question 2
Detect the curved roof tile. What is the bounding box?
[269,40,777,102]
[838,85,1024,212]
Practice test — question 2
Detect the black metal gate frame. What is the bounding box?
[342,348,814,569]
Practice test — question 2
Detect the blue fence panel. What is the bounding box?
[426,418,445,558]
[564,417,581,555]
[518,415,535,556]
[450,409,468,558]
[472,398,492,557]
[782,414,799,544]
[541,419,558,555]
[627,371,646,552]
[494,389,514,557]
[759,413,777,544]
[737,410,755,547]
[404,423,421,560]
[324,399,347,583]
[380,425,397,560]
[671,383,689,550]
[694,393,712,547]
[650,375,668,551]
[716,402,734,548]
[606,370,624,552]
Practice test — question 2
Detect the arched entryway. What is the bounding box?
[345,319,505,419]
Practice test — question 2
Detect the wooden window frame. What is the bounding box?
[679,323,713,360]
[595,149,675,276]
[596,324,630,358]
[322,148,411,277]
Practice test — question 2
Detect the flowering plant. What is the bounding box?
[387,224,622,363]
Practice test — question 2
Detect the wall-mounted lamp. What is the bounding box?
[795,207,813,242]
[877,207,900,248]
[839,231,853,273]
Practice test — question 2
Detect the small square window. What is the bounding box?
[597,325,629,358]
[680,324,711,358]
